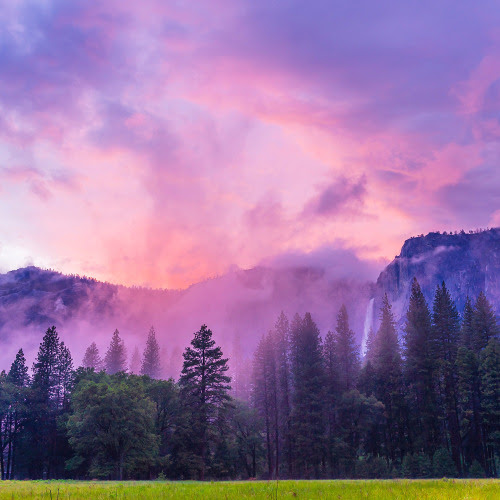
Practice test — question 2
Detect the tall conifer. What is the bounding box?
[141,326,161,379]
[82,342,103,371]
[104,329,127,374]
[403,278,438,456]
[290,312,325,477]
[179,325,231,479]
[372,295,406,463]
[432,282,462,473]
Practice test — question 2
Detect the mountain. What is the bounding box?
[0,265,371,374]
[372,228,500,334]
[1,228,499,373]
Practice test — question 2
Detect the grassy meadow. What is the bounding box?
[0,479,498,499]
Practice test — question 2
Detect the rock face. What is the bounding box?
[373,228,500,331]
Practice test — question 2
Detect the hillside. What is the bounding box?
[1,228,499,372]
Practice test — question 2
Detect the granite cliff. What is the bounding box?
[371,228,500,336]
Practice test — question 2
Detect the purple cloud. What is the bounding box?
[303,176,367,217]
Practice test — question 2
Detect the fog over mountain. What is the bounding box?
[0,228,499,375]
[0,263,373,375]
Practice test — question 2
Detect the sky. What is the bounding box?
[1,0,500,289]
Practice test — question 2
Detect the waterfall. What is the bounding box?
[361,297,374,357]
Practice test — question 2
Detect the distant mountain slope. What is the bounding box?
[1,228,499,373]
[372,228,500,335]
[0,265,371,373]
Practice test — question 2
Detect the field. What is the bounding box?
[0,479,499,499]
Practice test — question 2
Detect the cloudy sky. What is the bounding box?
[1,0,499,288]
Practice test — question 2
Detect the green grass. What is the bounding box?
[0,479,498,499]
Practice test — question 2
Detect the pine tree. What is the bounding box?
[8,349,29,387]
[323,328,338,475]
[273,311,292,477]
[129,346,141,375]
[32,326,62,406]
[82,342,103,371]
[432,282,462,474]
[334,305,360,393]
[252,333,276,478]
[364,326,376,363]
[29,326,74,478]
[403,278,439,457]
[323,305,360,475]
[179,325,231,479]
[472,292,500,353]
[290,312,325,477]
[455,294,496,475]
[456,344,482,473]
[104,329,127,374]
[57,342,74,410]
[4,350,29,479]
[371,294,406,463]
[141,326,161,379]
[479,338,500,476]
[460,297,475,350]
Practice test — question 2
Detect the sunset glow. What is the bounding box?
[1,0,499,288]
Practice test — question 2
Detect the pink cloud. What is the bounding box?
[0,1,499,288]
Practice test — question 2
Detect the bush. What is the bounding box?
[432,448,458,478]
[468,460,486,478]
[355,456,390,479]
[402,453,432,478]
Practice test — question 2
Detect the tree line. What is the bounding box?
[0,279,499,479]
[251,280,500,479]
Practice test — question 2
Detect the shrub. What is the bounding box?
[402,453,432,478]
[432,448,458,478]
[468,460,486,478]
[355,456,390,479]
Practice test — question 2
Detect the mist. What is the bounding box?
[0,251,377,377]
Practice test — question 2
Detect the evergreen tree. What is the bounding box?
[289,312,325,477]
[272,311,292,477]
[432,447,458,477]
[371,295,406,463]
[0,370,9,479]
[323,328,338,475]
[403,278,439,457]
[32,326,62,406]
[460,297,475,350]
[8,349,29,388]
[479,338,500,476]
[334,305,360,393]
[28,326,73,478]
[82,342,103,371]
[179,325,231,479]
[472,292,500,352]
[432,282,462,473]
[57,342,74,411]
[324,305,360,476]
[251,332,277,478]
[1,350,29,479]
[455,293,497,475]
[358,359,377,397]
[141,326,161,379]
[456,344,482,473]
[104,329,127,375]
[364,327,376,363]
[129,346,141,375]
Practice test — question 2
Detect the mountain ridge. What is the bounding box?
[0,228,499,372]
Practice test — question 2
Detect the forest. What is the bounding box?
[0,279,499,480]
